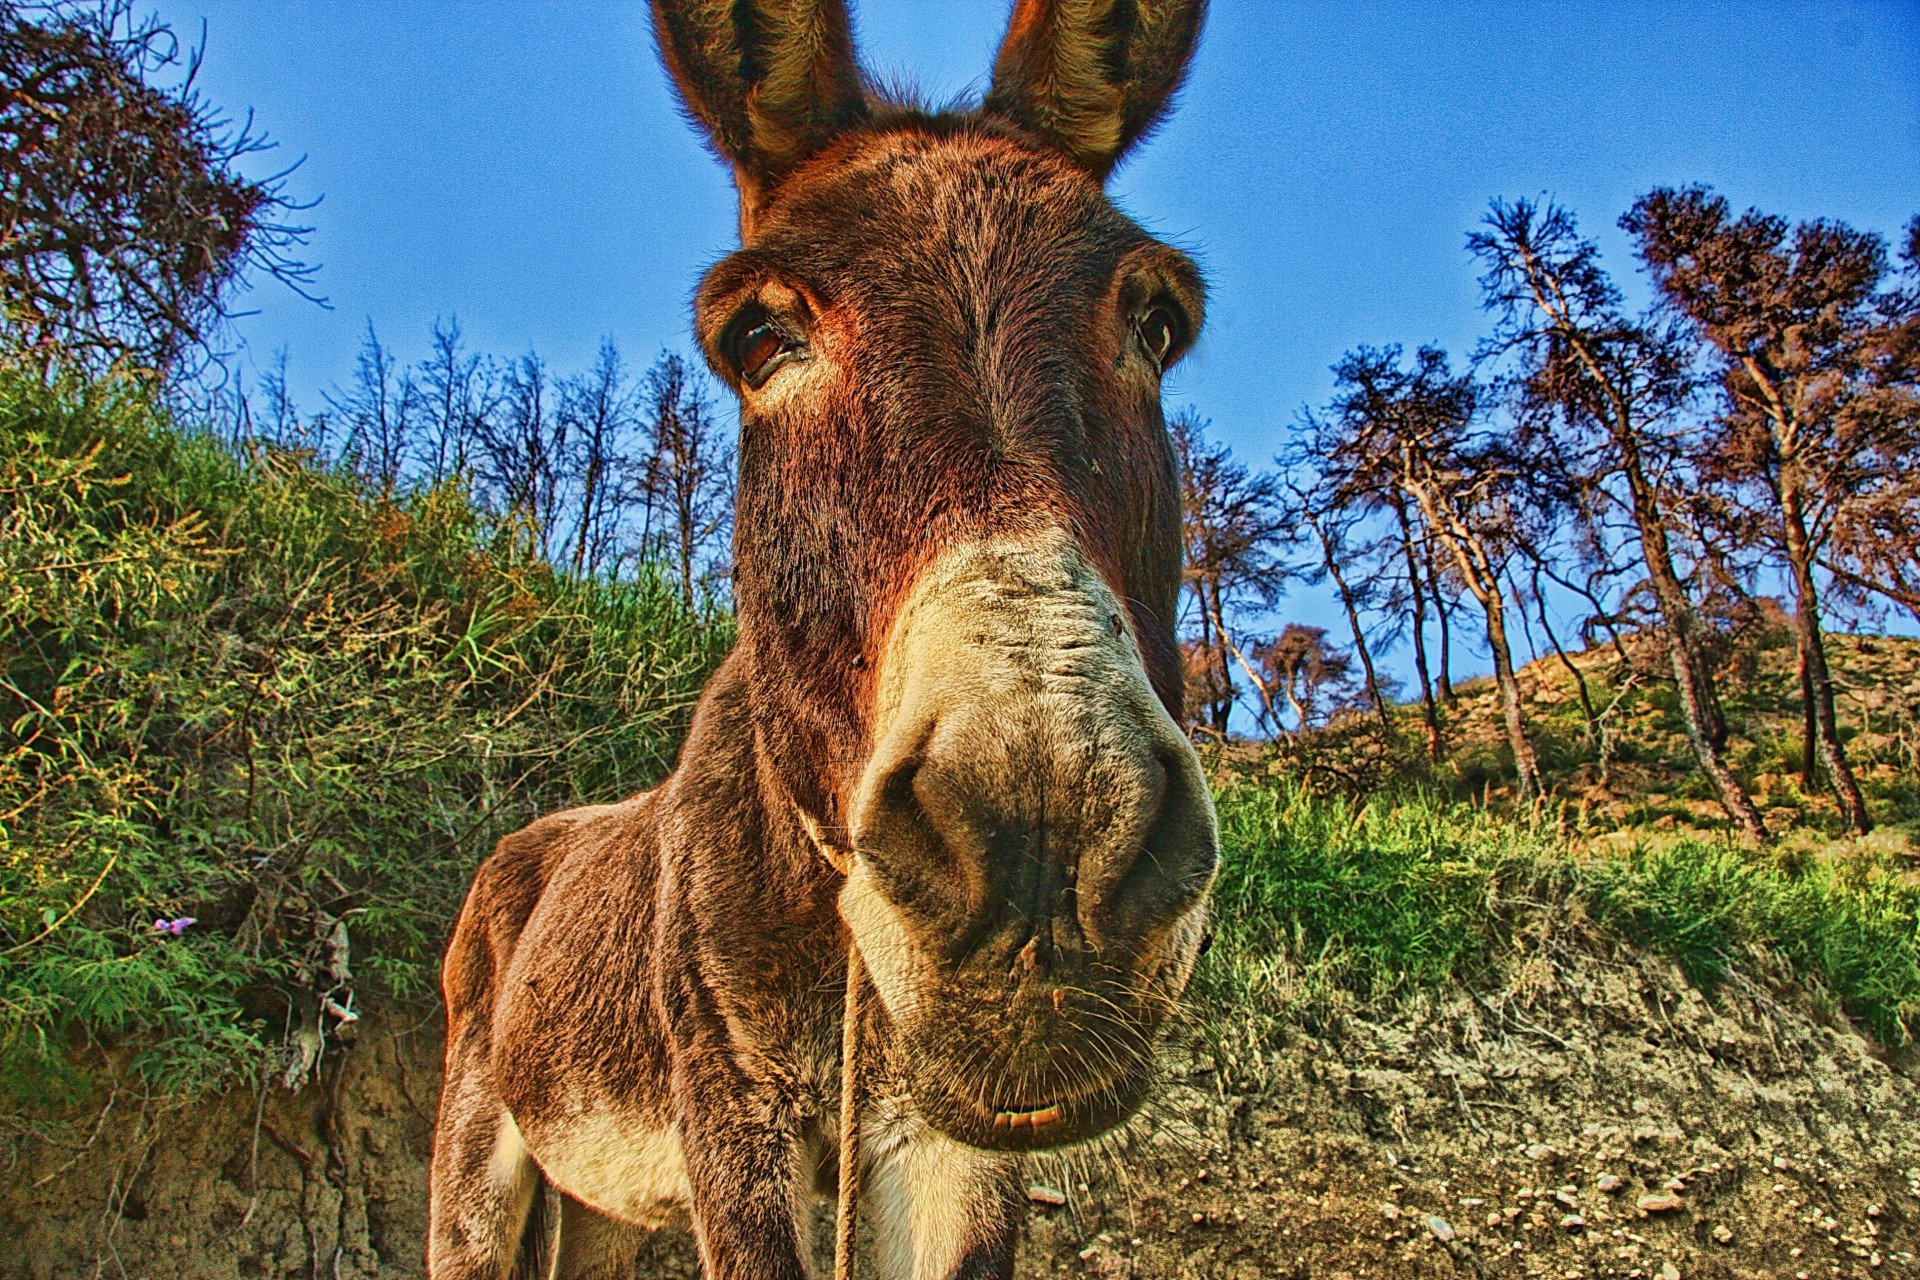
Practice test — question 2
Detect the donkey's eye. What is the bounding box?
[727,318,798,389]
[1136,306,1179,369]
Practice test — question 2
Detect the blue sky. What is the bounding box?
[160,1,1920,449]
[154,1,1920,673]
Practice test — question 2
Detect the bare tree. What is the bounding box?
[416,318,493,486]
[559,339,639,575]
[640,351,734,606]
[1626,187,1920,834]
[1473,197,1768,841]
[1314,345,1547,801]
[1255,623,1355,732]
[1275,474,1395,737]
[0,0,316,373]
[323,323,417,490]
[1170,409,1290,739]
[472,353,567,555]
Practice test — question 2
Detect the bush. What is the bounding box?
[0,370,730,1102]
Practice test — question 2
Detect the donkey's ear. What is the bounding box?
[652,0,867,208]
[983,0,1205,180]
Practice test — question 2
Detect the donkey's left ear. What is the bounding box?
[983,0,1206,181]
[652,0,868,216]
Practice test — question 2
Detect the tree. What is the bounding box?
[1472,197,1768,841]
[1625,187,1920,834]
[323,323,417,490]
[1255,623,1355,732]
[639,351,734,606]
[559,339,640,575]
[0,0,315,372]
[1170,410,1290,738]
[1314,345,1547,802]
[1275,473,1395,738]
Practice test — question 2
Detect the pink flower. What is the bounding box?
[152,917,197,937]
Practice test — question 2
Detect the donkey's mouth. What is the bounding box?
[984,1101,1066,1137]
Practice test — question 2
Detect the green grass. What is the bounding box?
[0,370,731,1103]
[1200,778,1920,1047]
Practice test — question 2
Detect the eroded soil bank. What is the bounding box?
[4,943,1914,1279]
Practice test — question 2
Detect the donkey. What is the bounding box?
[428,1,1217,1275]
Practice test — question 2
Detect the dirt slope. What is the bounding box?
[4,935,1914,1280]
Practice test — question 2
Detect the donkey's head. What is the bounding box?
[655,0,1217,1151]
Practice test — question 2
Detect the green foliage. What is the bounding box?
[1202,778,1920,1046]
[0,370,730,1103]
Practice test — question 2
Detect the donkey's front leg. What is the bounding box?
[864,1104,1023,1280]
[673,1059,813,1280]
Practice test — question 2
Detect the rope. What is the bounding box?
[834,940,868,1280]
[801,805,865,1280]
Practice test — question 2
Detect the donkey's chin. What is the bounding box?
[893,987,1169,1152]
[905,1048,1156,1153]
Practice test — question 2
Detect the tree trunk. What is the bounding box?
[1616,440,1768,842]
[1483,593,1545,803]
[1427,540,1455,703]
[1795,644,1818,788]
[1783,489,1871,833]
[1531,563,1597,744]
[1398,504,1442,759]
[1313,518,1394,737]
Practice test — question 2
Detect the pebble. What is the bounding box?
[1026,1184,1067,1208]
[1486,1210,1504,1228]
[1660,1263,1681,1280]
[1427,1215,1456,1243]
[1597,1173,1624,1193]
[1868,1204,1885,1218]
[1560,1214,1587,1230]
[1382,1204,1401,1221]
[1713,1224,1734,1244]
[1638,1193,1685,1214]
[1555,1190,1580,1209]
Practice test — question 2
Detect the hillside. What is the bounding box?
[1253,623,1920,843]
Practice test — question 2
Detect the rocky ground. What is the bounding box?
[3,938,1914,1279]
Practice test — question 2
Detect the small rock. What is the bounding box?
[1868,1204,1885,1218]
[1027,1184,1068,1208]
[1427,1215,1456,1243]
[1597,1174,1624,1193]
[1712,1224,1733,1244]
[1560,1214,1587,1230]
[1555,1190,1580,1209]
[1772,1155,1790,1170]
[1526,1143,1558,1162]
[1486,1210,1504,1228]
[1382,1204,1401,1222]
[1076,1245,1101,1262]
[1665,1177,1687,1193]
[1660,1263,1681,1280]
[1191,1212,1205,1225]
[1638,1194,1685,1214]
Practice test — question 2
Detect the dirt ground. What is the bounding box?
[3,941,1914,1280]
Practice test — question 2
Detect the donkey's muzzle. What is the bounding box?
[842,531,1218,1150]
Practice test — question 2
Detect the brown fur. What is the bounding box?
[429,4,1215,1276]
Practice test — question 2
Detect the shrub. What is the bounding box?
[0,370,730,1102]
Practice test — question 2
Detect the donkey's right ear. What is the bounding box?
[652,0,868,219]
